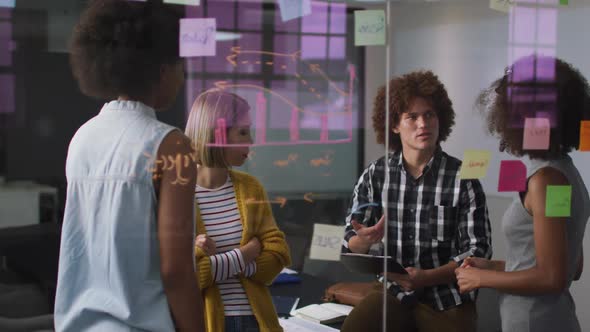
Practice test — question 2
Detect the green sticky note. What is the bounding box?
[546,185,572,217]
[459,150,491,180]
[354,10,386,46]
[560,0,568,5]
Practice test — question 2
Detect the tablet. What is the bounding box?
[341,253,408,275]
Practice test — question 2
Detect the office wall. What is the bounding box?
[363,0,590,329]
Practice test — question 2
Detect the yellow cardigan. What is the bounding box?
[194,170,292,332]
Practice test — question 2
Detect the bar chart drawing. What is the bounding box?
[209,47,356,147]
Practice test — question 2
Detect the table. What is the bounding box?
[270,273,343,330]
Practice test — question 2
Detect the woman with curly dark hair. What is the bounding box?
[341,71,491,332]
[54,1,204,331]
[456,55,590,332]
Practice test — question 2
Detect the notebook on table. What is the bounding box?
[291,302,353,324]
[272,296,300,317]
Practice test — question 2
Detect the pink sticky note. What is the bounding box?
[179,18,216,57]
[523,117,550,150]
[498,160,527,192]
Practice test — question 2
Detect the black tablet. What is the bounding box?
[341,253,408,275]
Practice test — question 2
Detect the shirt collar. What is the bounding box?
[390,146,443,179]
[100,100,157,119]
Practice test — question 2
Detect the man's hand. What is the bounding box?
[194,234,216,256]
[384,267,428,291]
[351,215,385,245]
[455,267,483,293]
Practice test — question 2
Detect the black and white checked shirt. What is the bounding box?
[342,148,492,311]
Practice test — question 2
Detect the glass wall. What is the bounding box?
[1,1,589,331]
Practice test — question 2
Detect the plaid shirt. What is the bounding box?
[342,148,492,311]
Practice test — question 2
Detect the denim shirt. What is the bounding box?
[55,100,182,332]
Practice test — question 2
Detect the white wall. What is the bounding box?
[363,0,590,329]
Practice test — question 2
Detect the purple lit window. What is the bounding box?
[237,1,262,30]
[208,0,235,30]
[329,37,346,59]
[301,1,328,34]
[330,3,346,34]
[301,36,326,60]
[236,33,262,74]
[274,7,300,33]
[273,34,300,75]
[185,4,204,18]
[207,39,237,72]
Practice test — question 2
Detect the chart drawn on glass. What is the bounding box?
[208,46,356,147]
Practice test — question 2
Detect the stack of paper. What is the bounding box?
[279,316,339,332]
[291,303,353,324]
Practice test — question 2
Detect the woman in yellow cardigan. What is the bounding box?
[185,89,291,332]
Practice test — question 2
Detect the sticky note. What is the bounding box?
[498,160,527,192]
[309,224,343,261]
[523,118,550,150]
[277,0,312,22]
[546,185,572,217]
[164,0,200,5]
[179,18,216,57]
[459,150,491,180]
[489,0,512,13]
[579,121,590,151]
[0,0,15,8]
[354,10,386,46]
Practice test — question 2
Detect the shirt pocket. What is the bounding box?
[428,205,458,242]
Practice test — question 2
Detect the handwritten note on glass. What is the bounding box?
[277,0,312,22]
[309,224,343,261]
[498,160,527,192]
[545,185,572,217]
[523,117,550,150]
[179,18,216,57]
[163,0,200,5]
[459,150,491,180]
[489,0,512,13]
[579,120,590,152]
[354,10,386,46]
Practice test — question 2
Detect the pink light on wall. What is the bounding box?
[255,92,267,144]
[289,107,299,142]
[214,118,227,145]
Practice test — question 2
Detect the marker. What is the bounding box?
[454,248,475,263]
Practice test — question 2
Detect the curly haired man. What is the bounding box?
[341,71,492,332]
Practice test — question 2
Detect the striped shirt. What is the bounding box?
[342,148,492,311]
[196,177,256,316]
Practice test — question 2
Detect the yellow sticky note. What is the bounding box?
[309,224,343,261]
[489,0,512,13]
[580,121,590,151]
[459,150,491,180]
[354,10,386,46]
